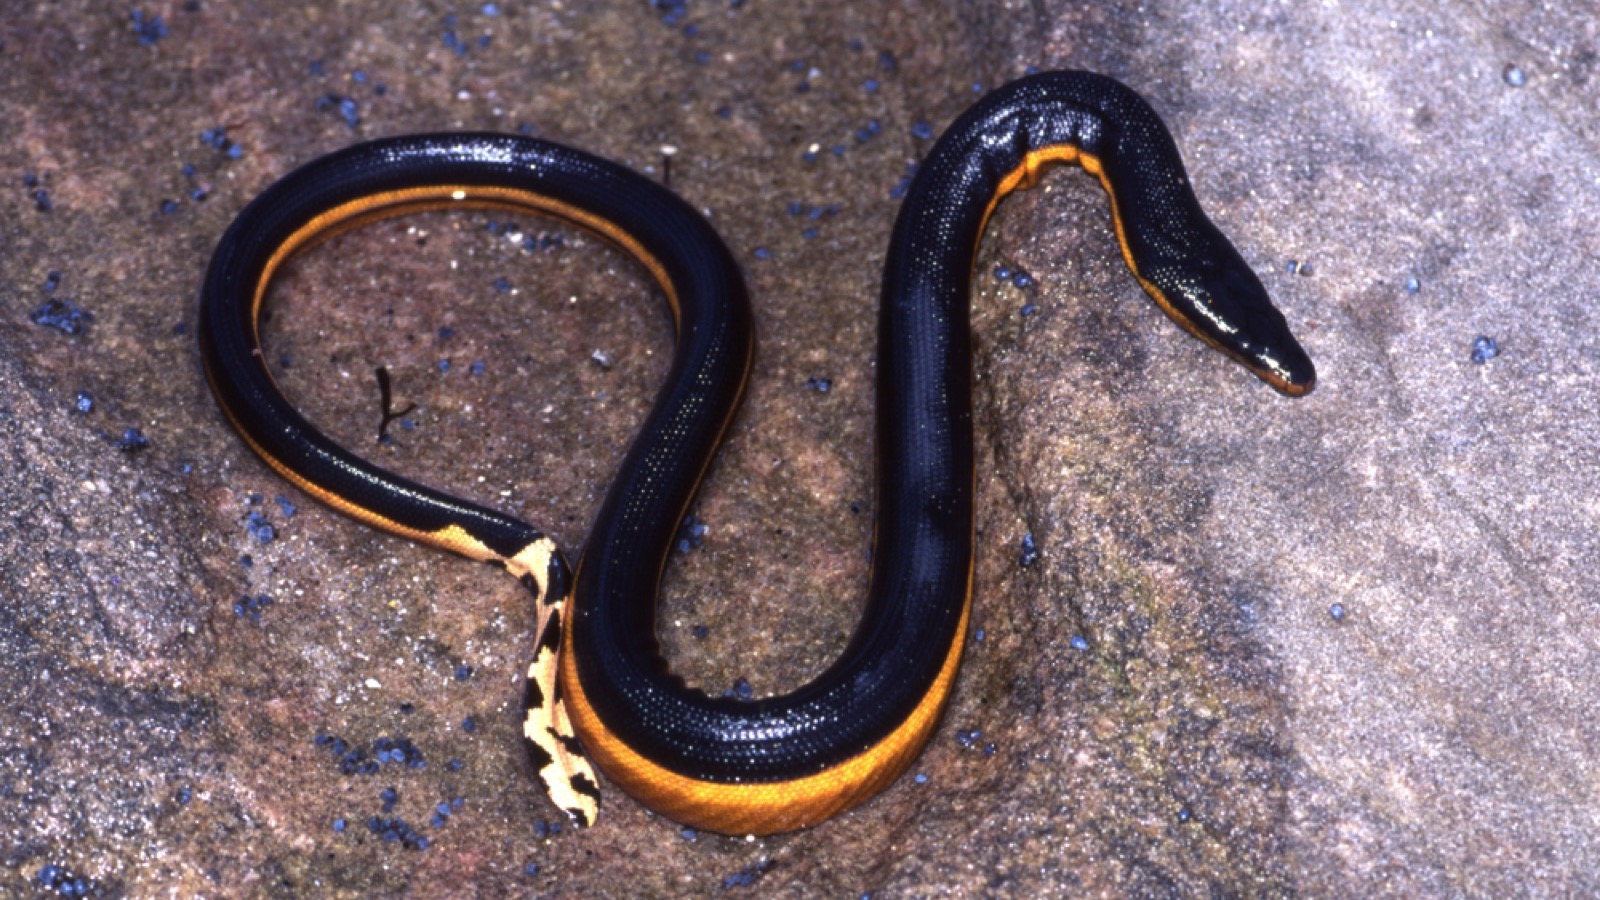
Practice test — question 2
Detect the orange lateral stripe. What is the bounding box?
[230,181,690,561]
[251,183,682,344]
[984,147,1307,396]
[559,576,972,836]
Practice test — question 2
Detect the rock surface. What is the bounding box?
[2,1,1596,896]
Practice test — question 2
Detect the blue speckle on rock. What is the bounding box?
[116,428,150,454]
[131,10,169,44]
[30,298,94,335]
[1019,533,1039,568]
[1470,335,1499,364]
[245,511,276,544]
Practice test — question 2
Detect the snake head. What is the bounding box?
[1148,250,1317,397]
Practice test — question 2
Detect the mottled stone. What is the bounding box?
[2,0,1597,896]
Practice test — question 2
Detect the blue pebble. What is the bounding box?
[245,511,275,544]
[1470,335,1499,364]
[117,428,149,453]
[1329,603,1345,622]
[131,10,168,44]
[1018,533,1039,567]
[1069,635,1089,651]
[30,298,93,335]
[73,391,93,413]
[910,121,933,140]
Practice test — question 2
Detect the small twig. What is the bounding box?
[375,366,417,441]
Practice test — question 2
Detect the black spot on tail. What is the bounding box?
[554,730,586,757]
[519,571,542,603]
[570,771,602,802]
[565,806,592,828]
[524,727,555,771]
[537,614,563,655]
[545,553,572,607]
[524,676,545,711]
